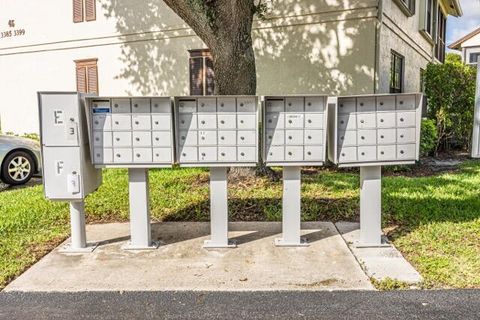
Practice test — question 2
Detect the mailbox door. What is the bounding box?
[40,93,81,147]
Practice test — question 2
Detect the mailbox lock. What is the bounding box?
[154,104,158,108]
[340,120,345,124]
[360,120,365,124]
[96,153,100,157]
[94,121,99,125]
[136,137,140,141]
[220,120,225,124]
[181,136,185,140]
[308,119,312,123]
[241,136,245,140]
[241,152,245,156]
[221,152,226,156]
[381,151,385,155]
[288,103,292,106]
[340,104,344,108]
[361,136,365,140]
[341,153,345,157]
[115,121,119,125]
[269,152,273,156]
[201,153,206,156]
[307,151,312,155]
[136,153,141,158]
[182,153,186,156]
[240,120,244,124]
[201,120,206,124]
[380,119,384,122]
[400,101,404,105]
[268,119,272,123]
[400,150,405,154]
[156,153,159,157]
[361,152,365,156]
[380,102,384,106]
[380,135,384,139]
[155,121,159,125]
[116,137,120,141]
[288,152,292,156]
[220,103,224,107]
[114,104,118,108]
[288,120,292,124]
[268,135,272,139]
[135,121,139,125]
[155,137,159,141]
[400,134,404,138]
[288,136,292,140]
[134,104,138,108]
[95,137,99,141]
[221,136,225,140]
[360,102,364,107]
[308,135,312,140]
[308,102,312,106]
[181,120,185,124]
[240,103,244,107]
[340,136,344,140]
[116,154,121,157]
[201,103,205,107]
[400,118,404,122]
[201,136,205,140]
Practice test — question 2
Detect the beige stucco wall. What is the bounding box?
[2,0,376,134]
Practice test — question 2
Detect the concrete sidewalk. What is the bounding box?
[4,221,420,292]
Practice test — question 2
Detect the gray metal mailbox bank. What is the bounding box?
[263,95,330,246]
[175,96,259,248]
[328,93,423,246]
[38,92,102,252]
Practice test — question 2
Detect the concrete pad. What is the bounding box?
[335,222,422,284]
[5,222,373,292]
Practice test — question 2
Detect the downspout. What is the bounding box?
[374,0,384,93]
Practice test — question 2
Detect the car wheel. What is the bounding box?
[1,151,35,186]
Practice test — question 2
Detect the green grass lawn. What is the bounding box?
[1,162,479,289]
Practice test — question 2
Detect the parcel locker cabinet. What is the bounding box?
[262,96,328,166]
[174,96,259,167]
[85,96,175,168]
[38,92,102,200]
[328,93,423,167]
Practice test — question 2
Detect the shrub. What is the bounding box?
[420,119,437,157]
[424,53,477,153]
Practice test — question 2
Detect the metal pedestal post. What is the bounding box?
[203,167,236,248]
[123,168,158,250]
[275,166,308,247]
[59,201,97,253]
[357,166,388,247]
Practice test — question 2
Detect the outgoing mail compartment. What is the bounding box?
[304,129,323,145]
[153,147,172,162]
[285,146,304,161]
[237,131,256,145]
[111,98,131,113]
[133,148,153,163]
[265,146,284,162]
[397,128,416,144]
[113,131,132,147]
[305,96,324,112]
[237,114,256,129]
[397,144,416,160]
[198,130,217,145]
[285,130,304,145]
[305,146,323,161]
[93,114,112,131]
[152,114,172,130]
[152,131,172,147]
[396,95,416,110]
[338,130,357,146]
[217,97,236,112]
[377,112,396,128]
[266,129,284,146]
[305,113,324,128]
[285,114,304,128]
[377,129,396,145]
[237,97,256,112]
[357,97,376,113]
[199,147,217,162]
[132,131,152,147]
[178,99,197,113]
[218,114,236,129]
[265,112,284,129]
[357,129,377,146]
[397,112,416,127]
[113,148,133,163]
[338,114,356,131]
[358,146,377,161]
[178,130,197,146]
[378,145,396,161]
[112,114,132,130]
[338,146,357,162]
[357,113,376,129]
[377,95,396,112]
[151,98,171,113]
[285,97,304,112]
[218,131,236,145]
[131,98,151,113]
[93,148,113,164]
[197,98,217,112]
[132,115,151,130]
[238,146,256,162]
[265,99,284,112]
[338,98,356,114]
[178,114,197,130]
[179,146,198,162]
[93,131,112,147]
[198,114,217,130]
[218,147,237,162]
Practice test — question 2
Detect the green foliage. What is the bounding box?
[424,53,477,153]
[2,132,40,141]
[420,119,438,157]
[371,278,413,290]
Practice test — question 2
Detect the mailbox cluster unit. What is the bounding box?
[175,96,259,166]
[86,97,174,168]
[328,94,422,167]
[263,96,328,166]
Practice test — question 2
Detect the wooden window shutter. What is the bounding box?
[85,0,96,21]
[73,0,84,23]
[75,59,98,94]
[188,49,214,96]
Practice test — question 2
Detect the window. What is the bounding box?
[390,51,404,93]
[434,8,446,63]
[189,49,214,96]
[75,59,98,94]
[394,0,416,16]
[73,0,96,23]
[469,53,480,65]
[420,68,427,115]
